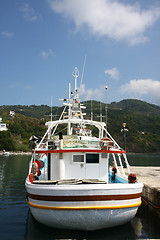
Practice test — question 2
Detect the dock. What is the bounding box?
[129,167,160,217]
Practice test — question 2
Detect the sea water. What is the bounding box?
[0,154,160,240]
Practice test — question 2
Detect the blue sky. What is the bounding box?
[1,0,160,107]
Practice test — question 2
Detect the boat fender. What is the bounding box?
[111,167,117,181]
[100,137,112,150]
[128,173,136,183]
[31,160,41,176]
[29,173,33,184]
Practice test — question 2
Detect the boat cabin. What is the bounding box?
[41,151,109,181]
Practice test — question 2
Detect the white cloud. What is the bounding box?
[40,49,54,58]
[104,67,119,80]
[1,31,14,38]
[20,3,41,21]
[120,79,160,104]
[79,83,105,101]
[48,0,160,45]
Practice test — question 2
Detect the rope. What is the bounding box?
[142,197,160,209]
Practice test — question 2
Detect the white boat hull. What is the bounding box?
[29,206,138,230]
[26,180,143,230]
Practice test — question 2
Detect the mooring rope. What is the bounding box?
[142,197,160,209]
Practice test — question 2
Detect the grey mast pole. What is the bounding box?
[105,86,108,131]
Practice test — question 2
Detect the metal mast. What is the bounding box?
[72,67,79,100]
[105,86,108,130]
[68,83,71,135]
[51,96,53,122]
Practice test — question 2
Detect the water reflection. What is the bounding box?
[138,203,160,239]
[25,206,160,240]
[0,155,29,203]
[131,216,142,237]
[0,155,30,240]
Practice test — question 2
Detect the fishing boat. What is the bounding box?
[25,68,143,231]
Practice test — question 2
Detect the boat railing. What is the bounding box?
[110,152,131,179]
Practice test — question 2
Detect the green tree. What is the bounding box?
[0,131,15,151]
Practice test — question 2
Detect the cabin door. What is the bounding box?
[85,153,100,179]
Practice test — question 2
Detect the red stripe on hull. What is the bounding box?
[28,193,141,202]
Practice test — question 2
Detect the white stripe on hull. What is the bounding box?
[25,180,143,196]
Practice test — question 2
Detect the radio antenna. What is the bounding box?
[51,96,53,122]
[105,86,108,130]
[80,55,86,86]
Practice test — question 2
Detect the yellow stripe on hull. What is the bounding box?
[27,199,141,210]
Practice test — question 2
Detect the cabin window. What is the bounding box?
[73,155,84,163]
[86,154,99,164]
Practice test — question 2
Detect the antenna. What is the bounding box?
[91,99,93,121]
[80,55,86,86]
[68,83,71,135]
[51,96,53,122]
[100,101,102,122]
[105,86,108,130]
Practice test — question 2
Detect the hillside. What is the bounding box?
[0,104,62,119]
[109,99,160,114]
[0,99,160,153]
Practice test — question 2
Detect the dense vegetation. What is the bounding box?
[0,99,160,153]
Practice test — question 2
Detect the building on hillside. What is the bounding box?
[0,118,8,131]
[10,111,15,117]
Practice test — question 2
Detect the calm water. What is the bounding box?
[127,154,160,167]
[0,154,160,240]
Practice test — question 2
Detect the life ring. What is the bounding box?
[100,137,112,150]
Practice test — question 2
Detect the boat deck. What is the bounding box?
[32,172,128,185]
[33,179,107,185]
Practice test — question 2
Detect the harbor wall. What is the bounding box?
[129,167,160,218]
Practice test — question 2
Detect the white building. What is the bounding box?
[10,111,15,117]
[0,123,8,131]
[0,117,8,131]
